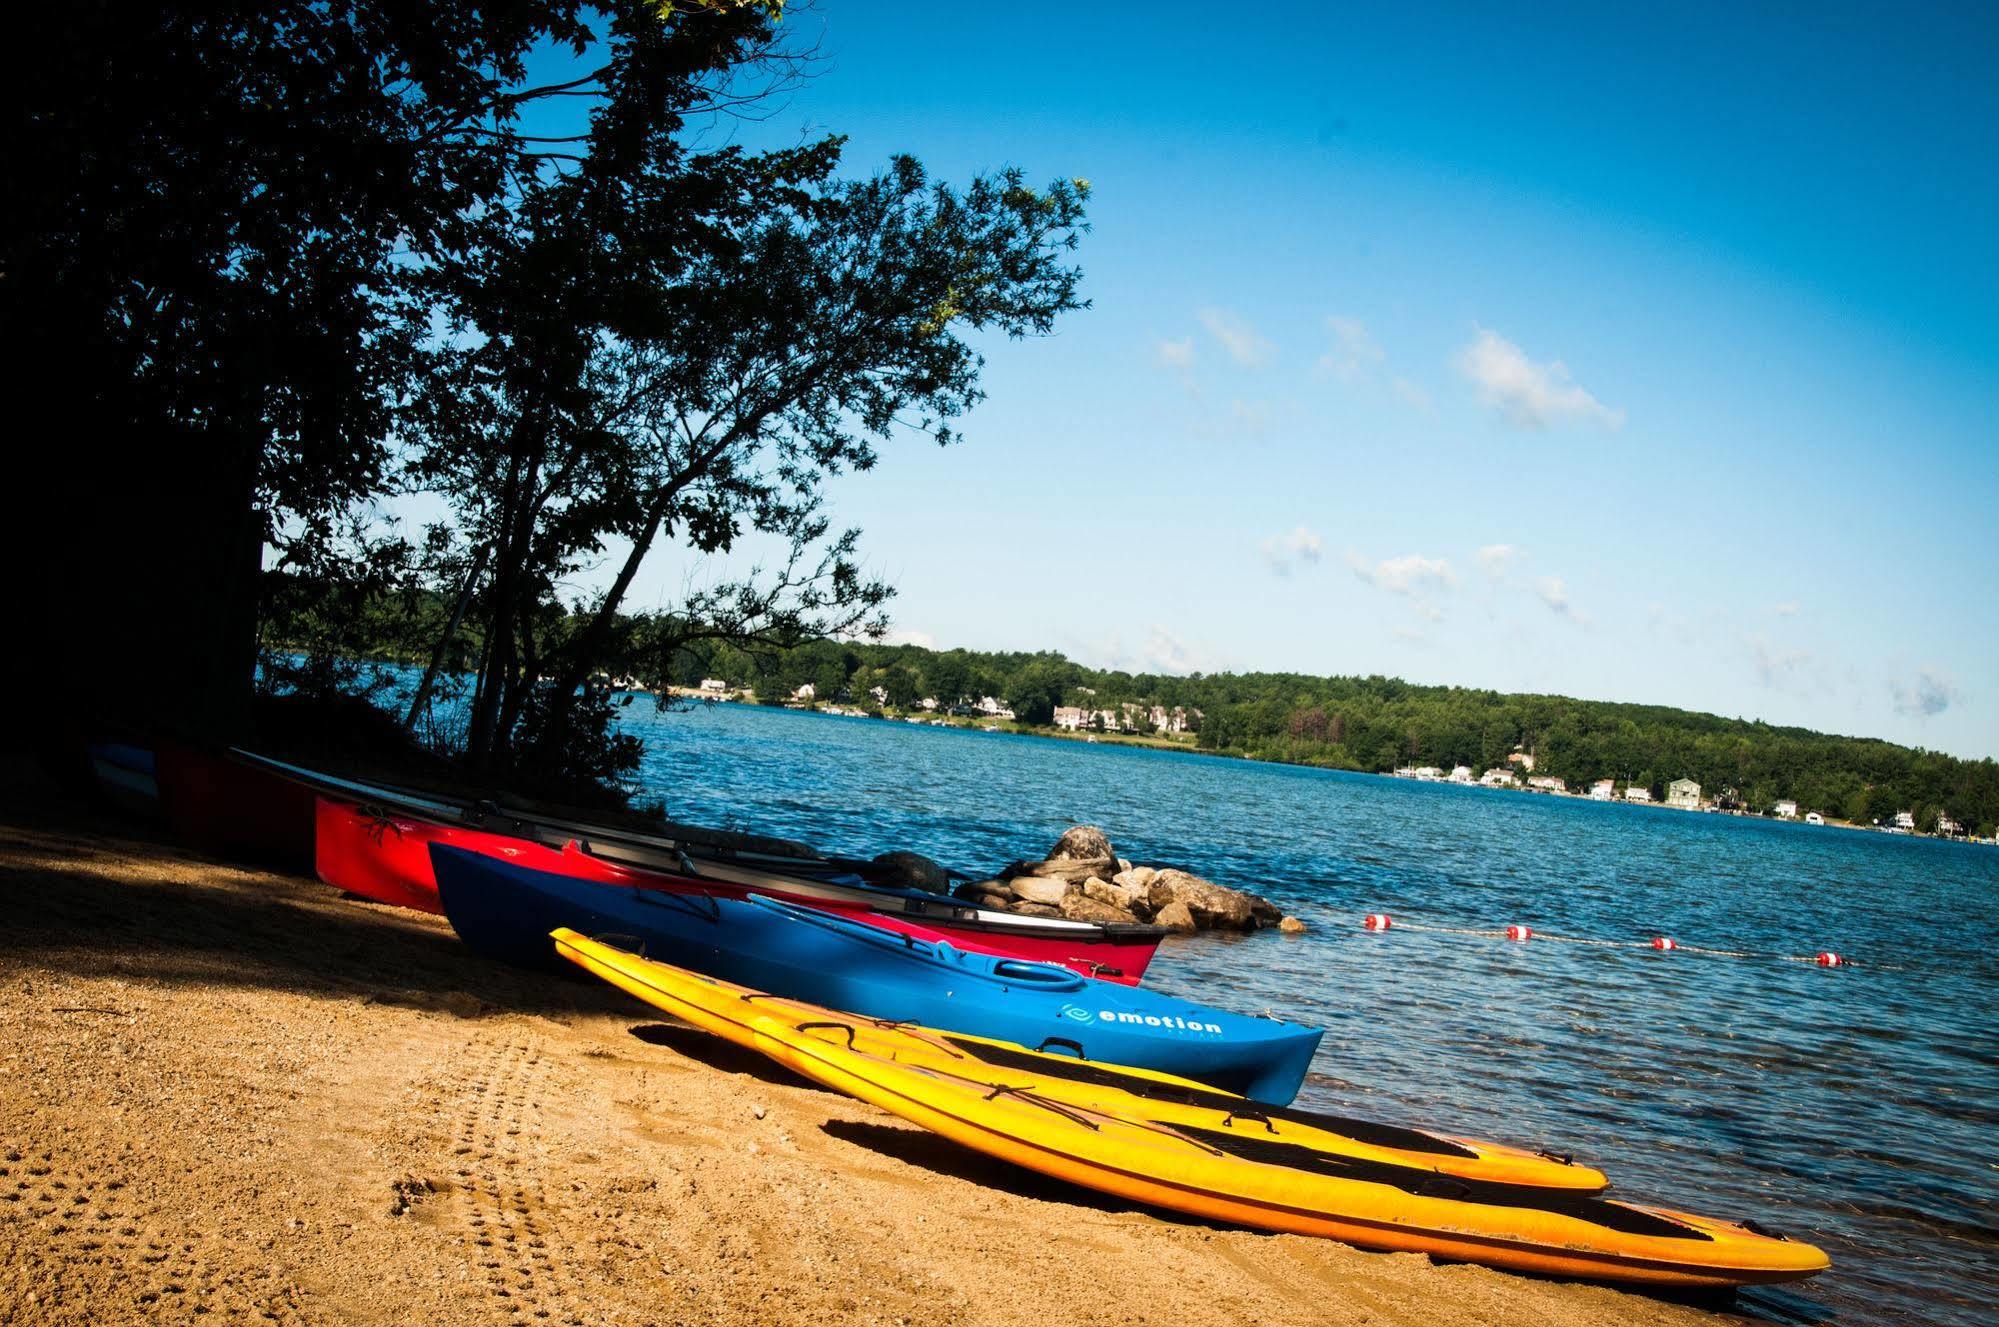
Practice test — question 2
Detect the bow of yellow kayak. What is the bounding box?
[551,927,1606,1191]
[752,1015,1831,1290]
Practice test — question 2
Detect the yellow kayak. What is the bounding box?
[552,927,1606,1190]
[753,1012,1831,1289]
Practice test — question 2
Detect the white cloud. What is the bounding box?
[1535,575,1589,623]
[1392,626,1426,643]
[1769,601,1801,617]
[1475,543,1524,579]
[1748,635,1812,689]
[881,626,936,649]
[1155,337,1195,370]
[1140,626,1207,675]
[1228,398,1271,435]
[1892,669,1959,718]
[1197,307,1274,368]
[1317,315,1384,379]
[1259,525,1325,575]
[1391,377,1434,412]
[1349,551,1457,597]
[1457,328,1625,430]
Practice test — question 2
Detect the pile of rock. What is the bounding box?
[941,825,1305,935]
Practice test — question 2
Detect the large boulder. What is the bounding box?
[1050,825,1117,862]
[1007,875,1072,907]
[1152,901,1197,933]
[1008,901,1062,919]
[1111,866,1158,893]
[1079,877,1126,909]
[870,850,949,893]
[1058,892,1138,925]
[1278,915,1308,935]
[1146,869,1255,930]
[1004,858,1116,886]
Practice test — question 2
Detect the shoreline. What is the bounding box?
[659,694,1992,845]
[2,769,1748,1327]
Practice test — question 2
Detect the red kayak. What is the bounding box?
[155,740,317,869]
[315,797,1162,983]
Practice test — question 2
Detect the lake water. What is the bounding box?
[620,699,1999,1327]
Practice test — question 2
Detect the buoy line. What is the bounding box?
[1357,915,1887,969]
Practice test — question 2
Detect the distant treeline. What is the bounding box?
[672,637,1999,836]
[268,578,1999,836]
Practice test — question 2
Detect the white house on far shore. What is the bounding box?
[1448,765,1474,784]
[1527,774,1567,793]
[1667,778,1701,810]
[1589,778,1615,801]
[1773,799,1799,819]
[1624,785,1653,802]
[1480,767,1517,787]
[698,677,728,692]
[1805,811,1825,825]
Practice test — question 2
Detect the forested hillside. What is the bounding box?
[669,636,1999,836]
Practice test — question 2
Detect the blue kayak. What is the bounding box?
[431,844,1323,1104]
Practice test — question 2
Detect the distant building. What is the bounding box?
[1666,778,1701,810]
[1448,765,1474,784]
[1589,778,1615,801]
[1773,799,1799,819]
[1412,766,1443,781]
[1937,813,1964,837]
[1893,810,1916,831]
[1480,767,1517,787]
[1147,704,1195,734]
[975,695,1014,718]
[791,682,816,701]
[918,696,939,711]
[1527,775,1567,793]
[1624,785,1653,803]
[1508,751,1537,772]
[1804,811,1825,825]
[698,678,728,693]
[1052,706,1087,731]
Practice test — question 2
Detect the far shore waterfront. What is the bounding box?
[655,687,1996,847]
[1,763,1742,1327]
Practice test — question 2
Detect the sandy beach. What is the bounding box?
[1,772,1743,1327]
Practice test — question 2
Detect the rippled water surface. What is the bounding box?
[623,700,1999,1327]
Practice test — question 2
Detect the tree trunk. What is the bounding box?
[403,542,489,731]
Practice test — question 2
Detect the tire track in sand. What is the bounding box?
[0,1140,308,1322]
[445,1037,582,1327]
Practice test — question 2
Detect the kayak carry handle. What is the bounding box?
[1034,1036,1087,1059]
[993,959,1078,984]
[794,1021,858,1050]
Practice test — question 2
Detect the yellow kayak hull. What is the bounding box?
[553,928,1602,1189]
[753,1014,1831,1289]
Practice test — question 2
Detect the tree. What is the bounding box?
[5,1,630,744]
[426,128,1090,779]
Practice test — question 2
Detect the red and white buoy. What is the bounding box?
[1363,913,1393,931]
[1651,936,1678,951]
[1505,924,1533,942]
[1815,951,1845,967]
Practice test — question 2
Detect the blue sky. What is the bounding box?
[594,4,1999,757]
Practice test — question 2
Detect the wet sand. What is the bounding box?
[1,774,1742,1327]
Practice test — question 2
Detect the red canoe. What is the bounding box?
[314,796,1161,983]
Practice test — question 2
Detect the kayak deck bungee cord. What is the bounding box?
[551,929,1606,1191]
